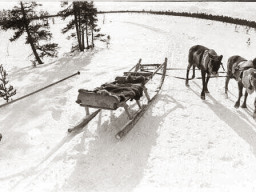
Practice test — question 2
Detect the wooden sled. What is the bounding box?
[68,58,168,139]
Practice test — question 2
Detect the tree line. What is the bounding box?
[98,10,256,29]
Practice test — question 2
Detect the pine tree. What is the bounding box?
[59,1,101,51]
[81,1,90,49]
[0,2,58,66]
[87,2,98,48]
[59,1,83,51]
[0,65,16,103]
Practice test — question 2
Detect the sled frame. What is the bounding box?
[69,58,168,139]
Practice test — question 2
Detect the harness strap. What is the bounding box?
[242,68,255,94]
[249,76,253,89]
[221,62,226,72]
[201,50,211,72]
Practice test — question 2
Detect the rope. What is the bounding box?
[0,71,80,109]
[171,75,228,80]
[166,67,226,73]
[167,67,204,71]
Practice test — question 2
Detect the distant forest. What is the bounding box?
[1,9,256,29]
[98,10,256,29]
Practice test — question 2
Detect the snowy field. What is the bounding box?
[1,2,256,192]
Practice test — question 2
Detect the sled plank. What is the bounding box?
[123,72,153,77]
[141,64,161,67]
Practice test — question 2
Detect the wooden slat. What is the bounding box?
[141,69,167,76]
[123,72,153,77]
[145,58,167,84]
[140,64,161,67]
[140,64,160,71]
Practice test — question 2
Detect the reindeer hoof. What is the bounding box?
[205,90,209,93]
[234,102,240,108]
[225,93,228,99]
[201,95,205,100]
[241,103,247,108]
[185,83,189,87]
[253,113,256,119]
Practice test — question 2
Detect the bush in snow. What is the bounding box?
[0,64,16,103]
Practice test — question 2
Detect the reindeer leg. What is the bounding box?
[201,70,206,100]
[204,73,210,93]
[186,63,192,87]
[234,81,243,108]
[253,97,256,119]
[192,66,196,79]
[225,75,231,98]
[241,89,248,108]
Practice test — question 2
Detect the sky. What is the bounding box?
[1,0,256,17]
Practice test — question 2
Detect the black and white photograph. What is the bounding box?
[1,0,256,191]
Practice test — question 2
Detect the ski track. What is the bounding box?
[1,13,256,192]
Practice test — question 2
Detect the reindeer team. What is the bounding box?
[186,45,256,118]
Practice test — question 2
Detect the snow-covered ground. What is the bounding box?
[1,4,256,192]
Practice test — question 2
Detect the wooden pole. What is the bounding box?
[0,71,80,109]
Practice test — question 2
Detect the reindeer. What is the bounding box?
[225,56,256,118]
[186,45,223,100]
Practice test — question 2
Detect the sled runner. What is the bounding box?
[68,58,167,139]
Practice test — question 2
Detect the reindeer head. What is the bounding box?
[207,51,223,76]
